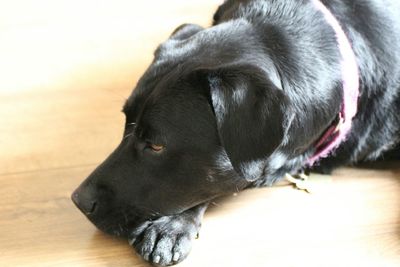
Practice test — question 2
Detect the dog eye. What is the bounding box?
[147,143,165,153]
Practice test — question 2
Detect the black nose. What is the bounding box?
[71,189,97,215]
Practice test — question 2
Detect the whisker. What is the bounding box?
[123,212,129,224]
[123,133,134,139]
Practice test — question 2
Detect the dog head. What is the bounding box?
[72,20,341,236]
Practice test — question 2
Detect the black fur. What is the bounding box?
[72,0,400,265]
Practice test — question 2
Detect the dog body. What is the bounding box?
[72,0,400,265]
[212,0,400,180]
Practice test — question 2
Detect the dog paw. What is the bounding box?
[128,214,200,266]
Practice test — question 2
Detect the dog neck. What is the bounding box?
[307,0,359,166]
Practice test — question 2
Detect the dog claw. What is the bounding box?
[173,252,180,262]
[143,252,150,261]
[128,238,136,246]
[153,255,161,264]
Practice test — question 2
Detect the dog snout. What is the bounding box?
[71,187,97,215]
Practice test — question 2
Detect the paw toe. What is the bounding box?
[151,235,175,265]
[171,235,192,263]
[133,227,158,261]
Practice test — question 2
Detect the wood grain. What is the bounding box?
[1,1,399,266]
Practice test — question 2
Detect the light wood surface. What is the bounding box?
[1,1,399,266]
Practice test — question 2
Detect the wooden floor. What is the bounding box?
[1,1,399,266]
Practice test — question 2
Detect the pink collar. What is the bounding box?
[307,0,359,166]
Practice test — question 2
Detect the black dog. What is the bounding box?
[72,0,400,265]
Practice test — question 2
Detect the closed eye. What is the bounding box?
[145,142,165,153]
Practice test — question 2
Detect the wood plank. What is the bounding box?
[0,165,399,266]
[0,0,221,174]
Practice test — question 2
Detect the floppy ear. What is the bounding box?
[170,23,204,40]
[207,65,290,181]
[153,24,204,59]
